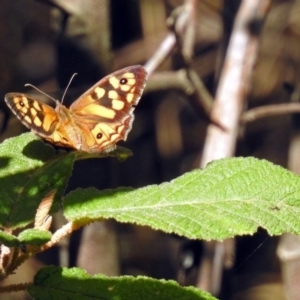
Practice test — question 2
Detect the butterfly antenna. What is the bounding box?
[61,73,77,104]
[24,84,57,103]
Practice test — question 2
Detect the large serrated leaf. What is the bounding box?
[28,266,215,300]
[64,157,300,240]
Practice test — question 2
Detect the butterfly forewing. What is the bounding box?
[5,93,59,136]
[70,65,147,122]
[69,65,147,152]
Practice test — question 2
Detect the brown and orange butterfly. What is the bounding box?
[5,65,147,153]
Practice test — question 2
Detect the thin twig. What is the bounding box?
[40,221,83,251]
[186,68,214,116]
[242,103,300,123]
[2,221,84,278]
[144,4,189,75]
[0,282,32,293]
[144,33,177,75]
[146,0,213,119]
[181,0,197,63]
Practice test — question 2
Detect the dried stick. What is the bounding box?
[201,0,271,166]
[197,0,271,295]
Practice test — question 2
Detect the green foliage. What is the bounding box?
[0,228,51,248]
[17,229,52,246]
[0,133,131,230]
[0,231,20,247]
[0,133,75,229]
[65,156,300,240]
[29,266,216,300]
[1,133,300,299]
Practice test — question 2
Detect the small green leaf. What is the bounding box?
[64,157,300,240]
[18,228,52,246]
[0,228,52,247]
[75,145,132,161]
[29,266,215,300]
[0,230,20,247]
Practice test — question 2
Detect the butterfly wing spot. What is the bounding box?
[120,78,128,85]
[16,104,28,114]
[126,93,134,103]
[119,84,131,92]
[119,78,137,92]
[109,76,120,89]
[109,73,135,90]
[108,90,119,99]
[30,108,37,117]
[80,104,116,119]
[33,101,42,111]
[112,100,125,110]
[15,97,29,112]
[33,117,42,127]
[122,72,135,79]
[93,87,106,99]
[92,123,115,138]
[20,96,28,105]
[108,91,125,110]
[24,115,32,124]
[92,122,128,144]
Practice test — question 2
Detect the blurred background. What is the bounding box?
[1,0,300,299]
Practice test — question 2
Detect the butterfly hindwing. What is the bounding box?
[74,115,133,153]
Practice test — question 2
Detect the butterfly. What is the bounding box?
[5,65,147,153]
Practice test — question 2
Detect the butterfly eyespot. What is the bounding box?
[20,101,25,107]
[96,133,103,139]
[120,78,128,85]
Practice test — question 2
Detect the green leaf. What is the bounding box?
[0,230,20,247]
[0,228,51,247]
[29,266,215,300]
[18,228,52,246]
[0,133,76,229]
[64,157,300,240]
[75,145,133,161]
[0,133,132,230]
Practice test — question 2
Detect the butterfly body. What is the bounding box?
[5,65,147,153]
